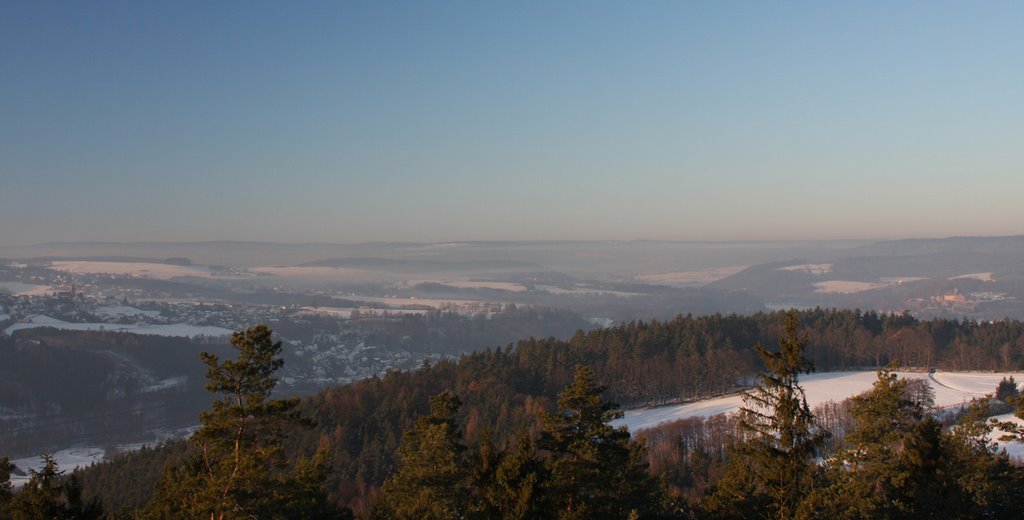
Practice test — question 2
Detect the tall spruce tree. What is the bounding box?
[799,365,963,519]
[7,454,102,520]
[0,456,13,516]
[538,365,663,520]
[372,391,469,520]
[704,312,824,520]
[144,324,340,520]
[480,432,549,520]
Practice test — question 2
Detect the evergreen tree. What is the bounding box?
[372,391,469,520]
[801,365,948,519]
[475,431,550,520]
[949,399,1024,519]
[144,324,340,519]
[0,456,13,516]
[704,312,824,520]
[8,454,102,520]
[538,365,663,520]
[995,376,1019,402]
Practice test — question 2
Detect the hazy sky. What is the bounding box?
[2,1,1022,246]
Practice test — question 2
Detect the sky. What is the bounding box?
[2,1,1022,246]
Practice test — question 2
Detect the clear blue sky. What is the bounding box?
[2,1,1022,246]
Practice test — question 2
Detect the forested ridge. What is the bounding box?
[6,309,1024,518]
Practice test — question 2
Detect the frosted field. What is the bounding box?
[297,306,430,318]
[94,305,162,318]
[7,431,196,488]
[0,281,51,296]
[49,261,215,280]
[635,266,748,287]
[3,315,232,338]
[9,447,106,488]
[951,272,994,282]
[440,280,529,292]
[614,371,1024,433]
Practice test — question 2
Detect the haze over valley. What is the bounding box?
[3,2,1024,518]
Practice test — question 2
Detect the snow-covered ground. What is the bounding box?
[49,261,215,280]
[951,272,994,282]
[990,412,1024,459]
[780,263,833,275]
[297,306,430,318]
[635,266,749,287]
[614,371,1023,433]
[439,280,529,292]
[8,447,107,488]
[93,305,162,319]
[3,315,231,338]
[0,281,51,296]
[7,425,200,488]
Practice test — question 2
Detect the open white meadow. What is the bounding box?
[950,272,995,282]
[3,315,231,338]
[613,371,1023,433]
[0,281,52,297]
[49,261,215,280]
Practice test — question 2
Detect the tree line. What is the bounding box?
[7,309,1024,517]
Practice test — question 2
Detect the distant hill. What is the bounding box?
[846,235,1024,257]
[708,235,1024,319]
[300,257,541,272]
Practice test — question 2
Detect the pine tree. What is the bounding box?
[704,312,824,520]
[372,391,469,520]
[475,431,549,520]
[995,376,1018,402]
[0,456,13,515]
[144,324,340,519]
[538,365,663,520]
[8,454,102,520]
[800,365,937,519]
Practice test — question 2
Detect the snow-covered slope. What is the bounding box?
[3,315,231,338]
[613,371,1022,433]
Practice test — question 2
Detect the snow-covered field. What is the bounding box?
[780,263,833,275]
[49,261,215,280]
[990,413,1024,459]
[3,315,231,338]
[296,306,429,318]
[439,280,529,292]
[8,426,199,488]
[814,281,892,294]
[535,285,641,297]
[0,281,51,296]
[613,371,1023,433]
[9,447,107,488]
[635,266,748,287]
[951,272,994,282]
[94,305,162,318]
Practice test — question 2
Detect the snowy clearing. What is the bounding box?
[438,280,529,292]
[0,281,52,296]
[9,447,106,488]
[950,272,994,282]
[780,263,833,275]
[50,261,214,280]
[814,280,891,294]
[636,266,748,287]
[990,413,1024,460]
[613,371,1023,433]
[351,295,490,309]
[94,305,162,318]
[3,315,231,338]
[249,266,378,281]
[535,285,641,297]
[296,306,429,318]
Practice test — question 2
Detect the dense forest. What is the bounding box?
[0,306,589,456]
[5,309,1024,518]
